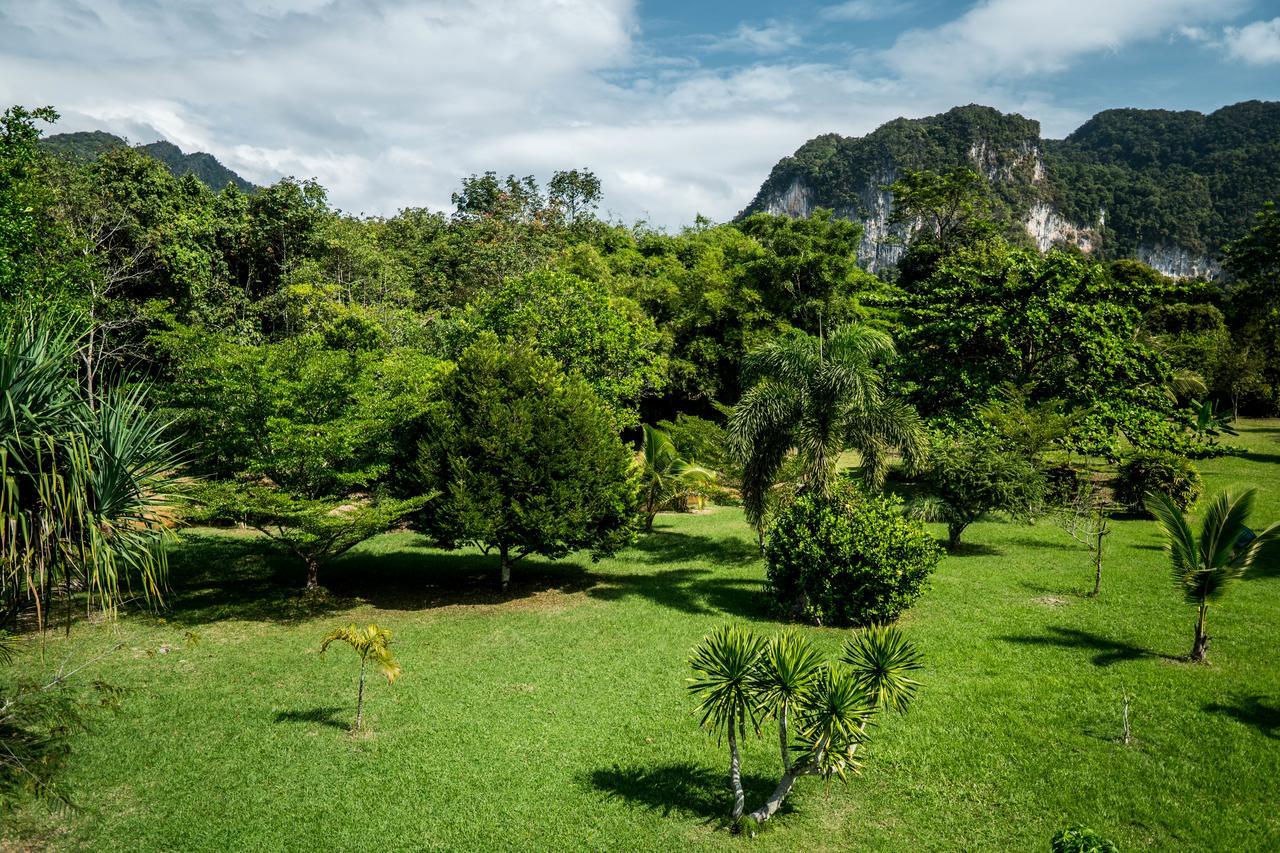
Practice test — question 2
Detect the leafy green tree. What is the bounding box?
[728,324,927,532]
[912,430,1045,550]
[636,425,716,532]
[688,624,922,830]
[547,168,602,225]
[453,269,665,427]
[405,336,638,590]
[1145,489,1279,662]
[320,624,401,730]
[889,167,994,247]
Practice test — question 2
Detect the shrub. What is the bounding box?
[1114,451,1202,515]
[1044,464,1089,507]
[1051,824,1119,853]
[765,480,941,626]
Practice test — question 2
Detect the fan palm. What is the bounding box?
[1145,489,1278,662]
[636,425,716,532]
[728,324,926,532]
[320,624,402,730]
[688,625,766,822]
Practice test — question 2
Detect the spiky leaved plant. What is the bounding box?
[687,624,766,823]
[750,632,823,773]
[1145,489,1278,663]
[320,624,402,730]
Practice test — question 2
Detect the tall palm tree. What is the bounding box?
[728,324,926,531]
[1145,489,1278,663]
[636,425,716,532]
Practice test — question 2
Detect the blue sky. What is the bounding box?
[2,0,1278,226]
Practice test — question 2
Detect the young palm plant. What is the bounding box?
[1145,489,1279,663]
[728,324,926,534]
[636,425,717,532]
[687,624,766,823]
[320,624,402,730]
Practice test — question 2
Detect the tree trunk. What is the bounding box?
[645,512,656,533]
[305,558,321,590]
[747,765,810,824]
[1090,530,1104,597]
[728,725,745,824]
[1191,601,1210,662]
[355,657,366,729]
[498,543,511,592]
[947,523,965,551]
[778,700,791,772]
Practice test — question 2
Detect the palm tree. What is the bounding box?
[750,632,823,773]
[1145,489,1278,663]
[687,625,766,823]
[728,324,926,533]
[320,624,402,729]
[0,312,180,630]
[636,425,716,532]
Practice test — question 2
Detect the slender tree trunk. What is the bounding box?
[498,543,511,592]
[355,657,366,729]
[947,523,965,551]
[645,512,656,533]
[1091,529,1104,597]
[1191,601,1210,662]
[778,699,791,772]
[748,765,808,824]
[305,558,321,590]
[728,724,745,824]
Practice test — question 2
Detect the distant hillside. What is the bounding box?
[742,101,1280,278]
[43,131,256,193]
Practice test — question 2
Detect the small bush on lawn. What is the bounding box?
[1114,450,1201,515]
[765,479,941,626]
[1051,824,1118,852]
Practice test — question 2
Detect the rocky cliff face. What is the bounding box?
[743,102,1280,279]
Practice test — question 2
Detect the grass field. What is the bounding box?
[6,423,1280,851]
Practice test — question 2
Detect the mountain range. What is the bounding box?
[42,130,255,193]
[742,100,1280,278]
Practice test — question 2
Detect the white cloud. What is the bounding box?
[820,2,911,23]
[0,0,1263,228]
[1223,17,1280,65]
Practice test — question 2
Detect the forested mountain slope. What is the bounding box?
[43,130,256,192]
[742,101,1280,278]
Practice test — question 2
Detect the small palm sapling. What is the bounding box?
[320,624,401,729]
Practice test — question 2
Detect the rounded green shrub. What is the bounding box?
[1114,450,1202,515]
[764,480,941,626]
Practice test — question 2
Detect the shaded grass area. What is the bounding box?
[5,423,1280,850]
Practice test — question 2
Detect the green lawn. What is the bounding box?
[7,423,1280,851]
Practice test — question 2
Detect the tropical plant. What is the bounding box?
[320,624,401,730]
[1051,824,1120,853]
[765,479,940,626]
[727,323,927,533]
[687,623,922,831]
[0,312,180,630]
[1188,398,1238,444]
[1115,451,1202,516]
[636,425,717,531]
[1145,489,1279,662]
[911,430,1044,550]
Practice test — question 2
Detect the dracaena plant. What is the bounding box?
[320,624,402,730]
[688,623,922,831]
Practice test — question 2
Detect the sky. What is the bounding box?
[2,0,1278,228]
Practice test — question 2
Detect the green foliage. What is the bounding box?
[729,323,927,530]
[765,480,941,626]
[636,425,717,531]
[1114,451,1202,516]
[913,430,1045,549]
[1051,824,1119,853]
[888,167,995,250]
[1145,488,1279,661]
[404,335,639,588]
[452,269,665,426]
[654,413,736,487]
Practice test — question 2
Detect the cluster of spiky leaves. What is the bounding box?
[689,623,921,782]
[320,624,402,685]
[1145,488,1280,605]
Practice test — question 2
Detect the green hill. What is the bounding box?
[43,131,256,193]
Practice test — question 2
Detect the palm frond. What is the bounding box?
[841,624,923,714]
[688,625,767,741]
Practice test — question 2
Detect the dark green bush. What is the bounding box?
[1051,824,1118,853]
[764,479,941,626]
[1114,450,1202,515]
[1044,464,1088,507]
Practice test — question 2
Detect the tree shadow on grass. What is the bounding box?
[938,541,1002,557]
[1204,695,1280,739]
[1000,626,1179,667]
[628,529,762,568]
[273,706,349,731]
[587,568,769,618]
[587,763,784,825]
[1241,450,1280,466]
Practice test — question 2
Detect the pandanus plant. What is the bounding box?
[1145,489,1278,663]
[688,623,922,830]
[320,624,402,729]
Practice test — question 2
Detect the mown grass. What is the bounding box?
[6,423,1280,851]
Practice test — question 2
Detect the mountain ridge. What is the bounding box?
[42,131,256,193]
[742,100,1280,278]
